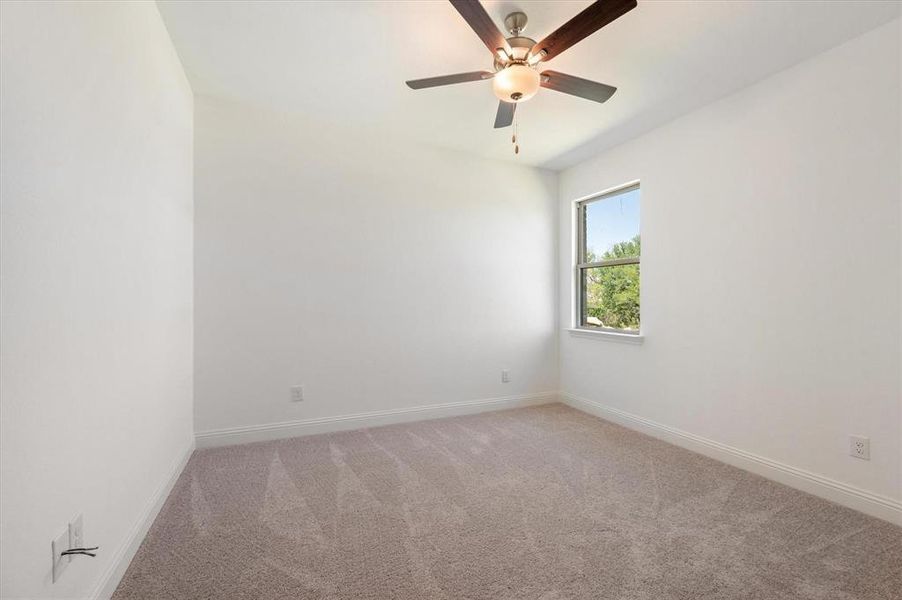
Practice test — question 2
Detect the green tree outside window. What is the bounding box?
[584,235,640,330]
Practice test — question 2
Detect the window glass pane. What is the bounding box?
[581,264,640,331]
[584,187,640,262]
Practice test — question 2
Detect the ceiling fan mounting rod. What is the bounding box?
[503,11,528,36]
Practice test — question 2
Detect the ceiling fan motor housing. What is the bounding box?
[494,36,536,69]
[493,35,540,103]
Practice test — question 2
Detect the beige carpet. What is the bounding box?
[113,404,901,599]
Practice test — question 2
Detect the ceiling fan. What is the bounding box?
[406,0,637,129]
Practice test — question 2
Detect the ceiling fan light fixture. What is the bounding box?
[492,64,540,103]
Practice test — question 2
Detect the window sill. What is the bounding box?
[566,328,644,344]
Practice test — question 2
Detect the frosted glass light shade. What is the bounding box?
[492,64,540,103]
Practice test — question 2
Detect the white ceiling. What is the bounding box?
[157,0,899,170]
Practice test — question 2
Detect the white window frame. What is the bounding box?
[573,182,641,337]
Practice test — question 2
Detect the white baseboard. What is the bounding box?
[195,391,559,449]
[561,392,902,526]
[91,439,195,600]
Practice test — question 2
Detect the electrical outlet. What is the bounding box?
[68,514,84,563]
[849,435,870,460]
[290,385,304,402]
[501,369,510,383]
[51,527,69,582]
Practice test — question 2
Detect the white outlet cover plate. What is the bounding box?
[52,528,69,582]
[290,386,304,402]
[68,514,84,562]
[849,435,870,460]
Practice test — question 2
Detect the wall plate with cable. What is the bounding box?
[51,528,69,582]
[68,514,84,562]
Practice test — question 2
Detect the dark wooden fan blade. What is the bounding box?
[531,0,637,63]
[406,71,494,89]
[540,71,617,103]
[449,0,512,56]
[494,101,516,128]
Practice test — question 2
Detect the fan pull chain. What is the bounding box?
[512,119,520,155]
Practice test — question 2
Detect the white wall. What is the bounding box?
[559,21,901,502]
[0,2,193,598]
[194,97,557,435]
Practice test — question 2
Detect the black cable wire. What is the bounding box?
[61,546,99,558]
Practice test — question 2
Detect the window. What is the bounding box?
[575,184,640,334]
